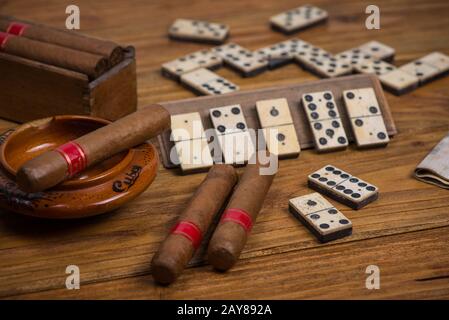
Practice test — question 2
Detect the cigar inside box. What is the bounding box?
[0,17,137,123]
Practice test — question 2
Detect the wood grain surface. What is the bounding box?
[0,0,448,299]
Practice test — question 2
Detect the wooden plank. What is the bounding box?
[158,74,396,168]
[9,227,449,299]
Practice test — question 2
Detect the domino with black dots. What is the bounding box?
[295,46,352,78]
[213,43,268,77]
[354,59,396,76]
[168,19,229,44]
[171,112,213,173]
[308,165,379,210]
[399,52,449,85]
[180,68,239,96]
[256,39,312,69]
[342,88,390,148]
[270,5,328,35]
[161,49,222,80]
[357,41,396,62]
[289,192,352,243]
[256,98,300,158]
[209,104,255,164]
[379,69,419,95]
[301,91,348,152]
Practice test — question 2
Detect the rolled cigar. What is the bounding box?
[207,153,277,271]
[151,165,238,285]
[16,105,171,193]
[0,32,108,78]
[0,17,123,66]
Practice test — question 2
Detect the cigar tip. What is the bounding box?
[16,165,40,193]
[151,260,177,285]
[208,246,237,272]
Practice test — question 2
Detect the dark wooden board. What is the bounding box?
[158,74,396,168]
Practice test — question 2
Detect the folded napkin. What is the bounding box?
[414,132,449,189]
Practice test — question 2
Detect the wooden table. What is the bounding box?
[1,0,449,299]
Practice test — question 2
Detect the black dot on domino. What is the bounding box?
[212,110,222,117]
[277,133,286,142]
[270,107,279,117]
[346,92,355,99]
[217,125,226,133]
[369,106,378,114]
[332,121,340,128]
[355,119,364,127]
[338,137,347,144]
[236,122,246,130]
[308,103,317,111]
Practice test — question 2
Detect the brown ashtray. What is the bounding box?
[0,115,158,219]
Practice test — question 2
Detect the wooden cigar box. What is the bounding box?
[0,47,137,123]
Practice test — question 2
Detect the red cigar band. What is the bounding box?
[171,221,202,249]
[221,208,253,233]
[0,32,11,49]
[6,22,29,36]
[55,141,88,178]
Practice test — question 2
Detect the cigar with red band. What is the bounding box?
[151,165,238,284]
[0,17,123,66]
[0,31,108,78]
[16,105,171,193]
[207,154,277,271]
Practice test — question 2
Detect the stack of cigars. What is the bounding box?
[0,16,125,79]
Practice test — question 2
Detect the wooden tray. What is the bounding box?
[158,74,397,169]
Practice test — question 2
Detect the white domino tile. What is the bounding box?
[301,91,348,152]
[342,88,389,148]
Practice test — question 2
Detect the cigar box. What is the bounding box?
[0,47,137,123]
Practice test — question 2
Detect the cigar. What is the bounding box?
[0,17,123,66]
[207,153,277,271]
[0,31,108,78]
[16,105,171,193]
[151,165,238,285]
